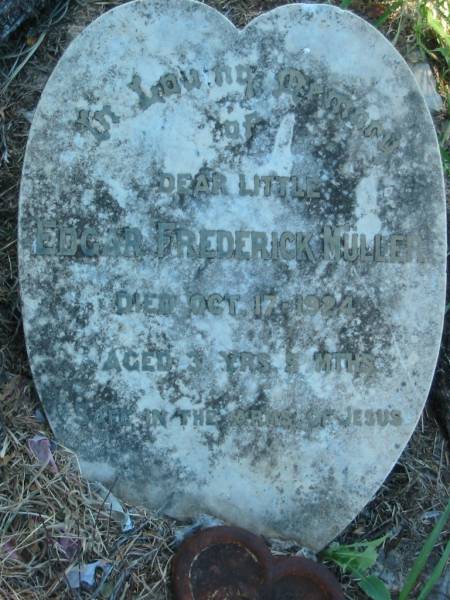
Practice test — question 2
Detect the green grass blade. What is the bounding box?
[442,148,450,176]
[0,31,46,96]
[340,0,353,8]
[434,46,450,68]
[416,539,450,600]
[359,575,392,600]
[375,0,404,28]
[425,10,450,50]
[399,498,450,600]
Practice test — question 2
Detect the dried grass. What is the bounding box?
[0,1,449,598]
[0,377,175,599]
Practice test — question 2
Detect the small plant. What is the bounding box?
[322,497,450,599]
[413,1,450,74]
[322,535,391,599]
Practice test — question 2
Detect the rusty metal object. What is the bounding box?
[173,527,271,600]
[261,556,346,599]
[172,526,345,600]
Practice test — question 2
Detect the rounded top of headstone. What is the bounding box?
[19,0,446,550]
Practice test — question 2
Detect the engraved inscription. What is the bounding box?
[77,62,399,154]
[102,349,172,372]
[136,406,403,429]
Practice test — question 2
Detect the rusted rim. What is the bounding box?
[172,526,345,600]
[172,526,272,599]
[263,556,346,599]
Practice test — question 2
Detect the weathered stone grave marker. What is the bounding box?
[19,0,446,550]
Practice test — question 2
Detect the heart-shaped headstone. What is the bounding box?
[19,0,446,550]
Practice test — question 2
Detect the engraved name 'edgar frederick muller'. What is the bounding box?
[35,221,425,263]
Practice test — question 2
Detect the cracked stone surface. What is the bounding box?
[19,1,446,550]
